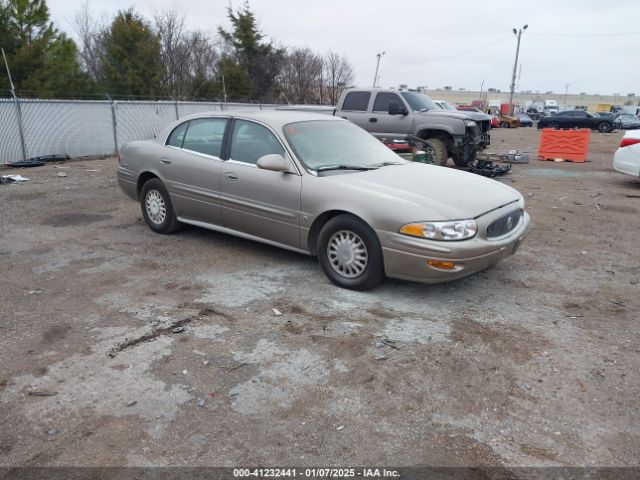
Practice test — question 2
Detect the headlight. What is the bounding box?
[400,220,478,241]
[464,119,477,128]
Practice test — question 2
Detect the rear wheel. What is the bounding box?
[420,138,448,166]
[501,122,510,128]
[140,178,180,234]
[598,122,612,133]
[317,215,385,290]
[548,121,560,129]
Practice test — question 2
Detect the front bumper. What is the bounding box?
[380,210,531,284]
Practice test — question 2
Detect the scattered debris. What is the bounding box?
[1,174,30,184]
[27,390,58,397]
[272,308,282,316]
[595,203,601,211]
[182,370,188,375]
[225,362,247,373]
[172,326,185,334]
[207,391,216,399]
[197,398,206,408]
[336,425,344,431]
[57,172,67,178]
[625,194,640,199]
[47,428,59,436]
[126,400,137,407]
[27,289,43,295]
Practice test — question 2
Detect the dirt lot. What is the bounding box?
[0,127,639,472]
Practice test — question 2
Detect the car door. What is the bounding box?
[573,111,590,128]
[337,91,372,132]
[161,117,229,226]
[367,92,413,139]
[220,119,302,249]
[555,111,573,128]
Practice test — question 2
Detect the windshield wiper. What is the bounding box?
[375,161,403,167]
[315,164,378,172]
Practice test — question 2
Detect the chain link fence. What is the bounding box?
[0,98,281,165]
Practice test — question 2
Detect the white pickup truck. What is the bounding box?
[333,88,491,166]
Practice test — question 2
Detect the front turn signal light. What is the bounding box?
[427,259,456,270]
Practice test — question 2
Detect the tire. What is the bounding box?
[317,214,385,291]
[548,121,560,129]
[452,148,477,167]
[598,122,612,133]
[140,178,180,234]
[420,137,448,166]
[501,122,510,128]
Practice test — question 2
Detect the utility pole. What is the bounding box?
[373,51,385,87]
[480,80,485,110]
[564,84,570,109]
[509,25,528,115]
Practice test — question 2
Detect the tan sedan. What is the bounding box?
[117,111,530,290]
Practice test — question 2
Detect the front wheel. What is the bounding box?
[598,122,612,133]
[420,137,449,166]
[501,122,510,128]
[140,178,180,234]
[548,121,560,129]
[317,215,385,290]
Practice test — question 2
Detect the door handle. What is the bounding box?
[224,172,239,181]
[160,157,171,165]
[369,117,378,123]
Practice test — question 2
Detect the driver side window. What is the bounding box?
[230,120,285,165]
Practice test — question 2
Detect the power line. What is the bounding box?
[421,36,511,62]
[528,31,640,37]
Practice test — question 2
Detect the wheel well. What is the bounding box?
[417,129,453,145]
[307,210,368,256]
[136,172,159,199]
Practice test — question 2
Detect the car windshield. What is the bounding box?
[401,91,438,112]
[439,101,457,111]
[283,120,405,171]
[520,115,532,120]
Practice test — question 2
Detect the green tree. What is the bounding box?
[100,9,163,98]
[218,2,284,101]
[0,0,95,97]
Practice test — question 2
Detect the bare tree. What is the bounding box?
[323,51,354,105]
[73,1,106,83]
[154,9,219,99]
[278,47,323,104]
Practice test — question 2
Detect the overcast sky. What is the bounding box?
[47,0,640,95]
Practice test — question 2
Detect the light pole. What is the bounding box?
[509,25,527,115]
[373,51,385,87]
[480,80,485,110]
[564,84,570,109]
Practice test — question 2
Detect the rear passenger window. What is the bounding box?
[230,120,285,165]
[182,118,228,157]
[166,122,188,147]
[342,92,371,112]
[373,93,403,113]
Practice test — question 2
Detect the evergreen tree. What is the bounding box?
[0,0,95,97]
[218,2,284,101]
[100,9,163,98]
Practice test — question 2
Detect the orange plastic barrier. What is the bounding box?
[537,128,590,163]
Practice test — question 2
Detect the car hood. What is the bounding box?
[320,163,522,220]
[459,111,492,121]
[419,110,477,122]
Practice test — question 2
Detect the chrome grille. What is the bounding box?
[487,209,523,238]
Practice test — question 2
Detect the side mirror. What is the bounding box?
[257,154,290,172]
[388,101,407,116]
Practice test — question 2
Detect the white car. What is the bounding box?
[613,130,640,179]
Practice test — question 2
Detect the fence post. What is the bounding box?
[12,95,27,163]
[2,48,27,162]
[106,94,118,154]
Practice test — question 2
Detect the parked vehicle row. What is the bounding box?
[537,110,615,132]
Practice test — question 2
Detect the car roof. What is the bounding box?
[179,110,343,129]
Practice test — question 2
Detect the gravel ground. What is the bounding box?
[0,127,638,472]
